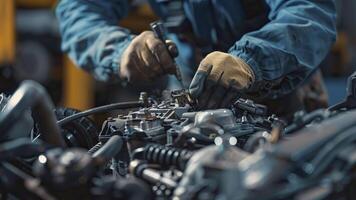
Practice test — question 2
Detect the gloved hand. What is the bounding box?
[189,51,255,109]
[119,31,178,83]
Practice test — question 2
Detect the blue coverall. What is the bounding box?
[56,0,336,99]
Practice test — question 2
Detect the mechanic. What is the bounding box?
[56,0,336,117]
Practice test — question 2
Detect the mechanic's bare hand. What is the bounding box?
[189,51,255,109]
[120,31,178,83]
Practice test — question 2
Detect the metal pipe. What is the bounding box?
[130,160,177,188]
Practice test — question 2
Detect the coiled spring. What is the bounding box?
[144,144,192,170]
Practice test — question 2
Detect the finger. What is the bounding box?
[197,74,220,109]
[146,37,176,75]
[189,64,213,99]
[140,44,163,78]
[196,65,223,109]
[197,62,214,74]
[120,47,138,82]
[219,88,238,108]
[206,84,227,109]
[129,52,151,82]
[219,80,241,108]
[206,72,226,109]
[166,40,179,58]
[129,31,158,81]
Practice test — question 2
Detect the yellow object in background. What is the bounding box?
[0,0,15,66]
[120,4,158,33]
[63,56,94,111]
[16,0,57,8]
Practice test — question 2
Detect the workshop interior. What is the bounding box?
[0,0,355,199]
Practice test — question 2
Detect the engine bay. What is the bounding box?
[0,73,355,200]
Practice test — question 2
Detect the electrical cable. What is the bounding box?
[57,101,143,127]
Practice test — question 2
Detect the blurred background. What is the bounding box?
[0,0,356,111]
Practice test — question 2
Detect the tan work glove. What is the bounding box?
[120,31,178,83]
[189,51,255,109]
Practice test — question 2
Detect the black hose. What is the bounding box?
[92,135,123,160]
[309,127,356,177]
[0,81,65,147]
[57,101,143,127]
[0,138,45,160]
[274,109,356,163]
[284,109,329,134]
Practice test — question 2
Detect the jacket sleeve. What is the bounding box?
[56,0,133,81]
[229,0,337,98]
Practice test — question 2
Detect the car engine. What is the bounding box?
[0,72,355,200]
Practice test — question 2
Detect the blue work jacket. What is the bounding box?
[56,0,336,98]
